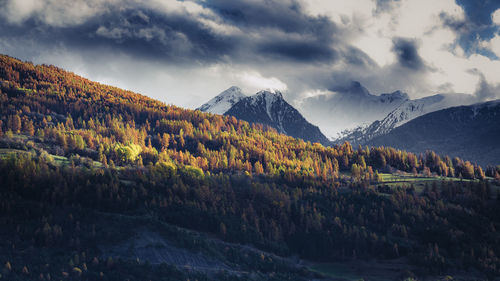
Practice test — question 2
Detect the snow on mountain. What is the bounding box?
[199,88,330,145]
[366,99,500,166]
[225,89,330,145]
[249,90,284,123]
[334,93,477,145]
[198,83,479,148]
[298,81,410,140]
[197,86,246,115]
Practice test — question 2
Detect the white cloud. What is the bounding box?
[481,34,500,58]
[146,0,213,18]
[1,0,42,24]
[303,0,376,24]
[492,9,500,25]
[198,18,242,36]
[237,71,288,93]
[468,53,500,85]
[96,26,128,40]
[0,0,117,26]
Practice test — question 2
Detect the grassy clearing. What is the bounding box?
[378,173,472,183]
[0,148,31,158]
[342,170,477,191]
[374,172,500,197]
[52,154,70,165]
[0,148,71,165]
[0,148,105,168]
[376,173,481,192]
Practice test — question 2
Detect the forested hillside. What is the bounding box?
[1,54,500,280]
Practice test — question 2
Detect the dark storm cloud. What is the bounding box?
[201,0,345,63]
[342,46,377,67]
[391,37,425,71]
[0,6,235,64]
[90,9,235,63]
[0,0,359,66]
[203,0,334,34]
[258,39,337,62]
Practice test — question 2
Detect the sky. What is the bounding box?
[1,0,500,109]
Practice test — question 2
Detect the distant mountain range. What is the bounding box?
[335,93,477,145]
[366,100,500,166]
[200,84,499,166]
[198,87,330,145]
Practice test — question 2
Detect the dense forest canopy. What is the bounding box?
[1,54,500,280]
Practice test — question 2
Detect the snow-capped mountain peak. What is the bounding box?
[376,93,477,132]
[197,86,246,115]
[200,87,330,145]
[253,90,283,100]
[250,90,285,118]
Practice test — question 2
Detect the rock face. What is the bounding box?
[365,100,500,166]
[200,88,330,145]
[335,93,477,145]
[299,81,410,140]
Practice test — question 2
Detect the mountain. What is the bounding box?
[202,89,331,145]
[335,93,477,145]
[366,100,500,166]
[298,81,409,139]
[197,86,246,114]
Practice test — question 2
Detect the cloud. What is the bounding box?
[0,0,114,26]
[392,37,425,70]
[95,26,129,40]
[471,71,500,101]
[0,0,366,67]
[0,1,238,64]
[258,38,337,63]
[375,0,400,13]
[480,34,500,58]
[205,0,332,34]
[201,0,349,64]
[238,71,288,92]
[494,9,500,25]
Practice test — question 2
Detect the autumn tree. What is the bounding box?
[8,114,21,133]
